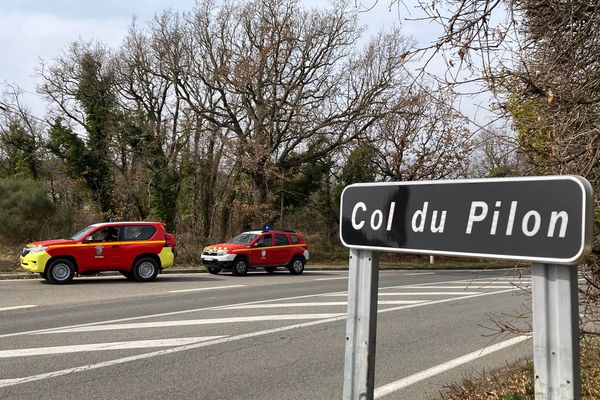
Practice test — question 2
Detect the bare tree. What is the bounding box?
[177,0,412,223]
[368,85,475,181]
[114,15,188,229]
[469,126,519,177]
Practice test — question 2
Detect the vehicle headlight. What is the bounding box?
[216,249,229,256]
[29,245,49,254]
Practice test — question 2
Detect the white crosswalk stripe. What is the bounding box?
[326,292,482,296]
[218,300,426,310]
[0,337,226,358]
[0,305,36,312]
[168,285,246,293]
[397,285,520,289]
[34,314,344,334]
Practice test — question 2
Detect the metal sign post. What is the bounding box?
[343,249,379,400]
[532,264,581,399]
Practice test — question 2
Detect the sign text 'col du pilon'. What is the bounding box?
[339,176,593,264]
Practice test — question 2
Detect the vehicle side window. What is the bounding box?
[255,235,272,247]
[275,234,289,246]
[88,227,119,242]
[290,235,299,244]
[123,226,156,241]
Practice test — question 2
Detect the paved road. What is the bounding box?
[0,268,536,399]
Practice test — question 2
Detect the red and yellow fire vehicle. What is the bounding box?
[20,221,176,284]
[201,228,309,275]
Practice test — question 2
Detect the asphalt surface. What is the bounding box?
[0,268,536,399]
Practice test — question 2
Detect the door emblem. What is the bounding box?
[261,250,266,258]
[95,246,103,257]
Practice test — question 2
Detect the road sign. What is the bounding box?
[340,176,594,400]
[340,176,593,265]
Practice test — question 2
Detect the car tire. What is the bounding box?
[132,257,159,282]
[120,271,134,280]
[265,267,277,274]
[232,258,249,276]
[47,259,75,284]
[288,256,305,275]
[207,266,222,275]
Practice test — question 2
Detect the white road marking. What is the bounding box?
[404,272,436,276]
[455,280,528,284]
[218,300,426,310]
[373,335,531,398]
[0,305,36,312]
[0,276,506,340]
[325,292,482,296]
[34,314,344,334]
[168,285,246,293]
[0,318,346,389]
[399,285,520,289]
[0,337,225,358]
[314,277,348,281]
[0,291,343,339]
[1,287,517,388]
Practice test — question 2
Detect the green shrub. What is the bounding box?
[0,178,56,244]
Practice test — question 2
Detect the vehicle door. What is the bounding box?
[249,234,272,267]
[120,225,160,269]
[80,226,123,271]
[272,233,291,265]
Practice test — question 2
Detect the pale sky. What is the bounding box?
[0,0,492,126]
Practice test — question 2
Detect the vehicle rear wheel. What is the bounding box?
[132,257,159,282]
[207,266,222,275]
[288,257,305,275]
[47,259,75,284]
[264,267,277,274]
[232,258,249,276]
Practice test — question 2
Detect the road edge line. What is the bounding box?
[373,335,531,398]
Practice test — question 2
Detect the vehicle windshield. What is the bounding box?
[70,225,96,241]
[228,233,258,244]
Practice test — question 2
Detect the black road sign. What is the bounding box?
[339,176,593,264]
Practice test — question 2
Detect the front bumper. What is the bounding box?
[20,251,51,273]
[201,253,236,269]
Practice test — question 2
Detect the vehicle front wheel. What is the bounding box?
[47,259,75,284]
[207,266,222,275]
[132,257,159,282]
[288,257,305,275]
[232,258,249,276]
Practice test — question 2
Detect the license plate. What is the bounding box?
[204,257,213,261]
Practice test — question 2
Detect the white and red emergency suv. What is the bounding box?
[201,228,309,275]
